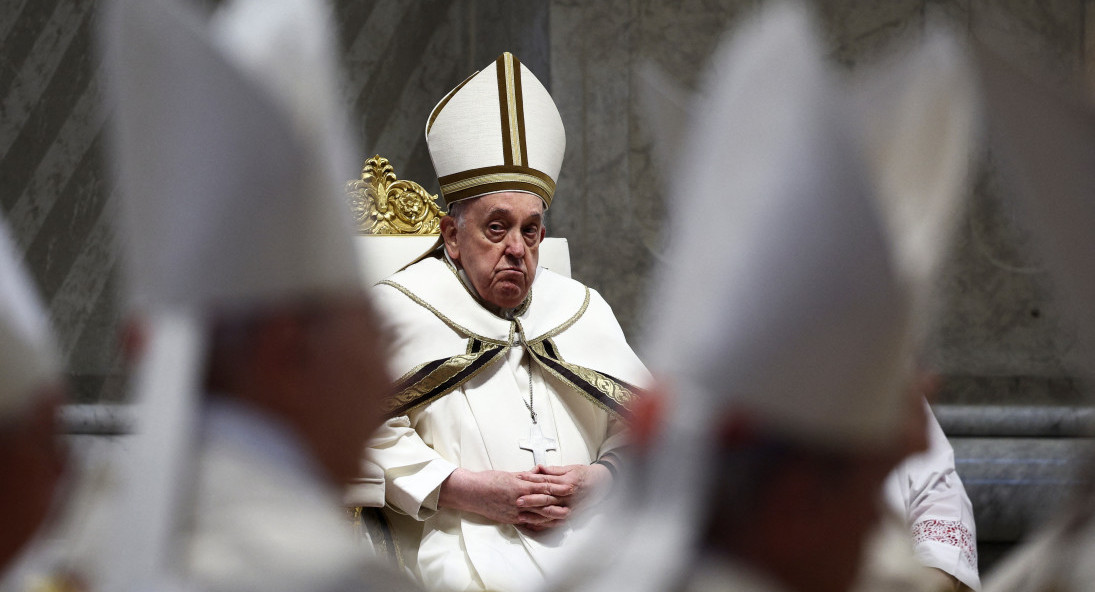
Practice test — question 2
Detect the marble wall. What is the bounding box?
[3,0,1095,577]
[0,0,123,403]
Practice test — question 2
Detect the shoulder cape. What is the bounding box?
[372,257,650,420]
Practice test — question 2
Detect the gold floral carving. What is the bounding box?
[347,155,444,235]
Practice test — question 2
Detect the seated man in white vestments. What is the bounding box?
[365,52,651,591]
[566,5,977,592]
[0,215,70,588]
[99,0,418,591]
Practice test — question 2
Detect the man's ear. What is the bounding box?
[440,216,460,262]
[538,224,547,244]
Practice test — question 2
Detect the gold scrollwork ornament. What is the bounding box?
[346,155,444,235]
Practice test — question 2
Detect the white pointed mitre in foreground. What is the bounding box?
[100,0,361,589]
[853,30,980,344]
[106,0,361,316]
[644,2,909,449]
[0,219,60,421]
[425,52,565,208]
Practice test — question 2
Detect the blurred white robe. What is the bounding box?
[189,399,414,592]
[883,404,979,590]
[366,256,649,592]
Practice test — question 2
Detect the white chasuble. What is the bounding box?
[366,257,650,591]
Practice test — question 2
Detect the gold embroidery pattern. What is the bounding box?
[384,347,509,416]
[526,340,636,417]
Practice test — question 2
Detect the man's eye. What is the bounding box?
[488,223,504,233]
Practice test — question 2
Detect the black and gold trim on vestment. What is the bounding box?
[525,338,637,418]
[384,345,510,417]
[383,337,636,420]
[381,280,635,419]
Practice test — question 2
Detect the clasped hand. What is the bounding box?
[438,463,613,531]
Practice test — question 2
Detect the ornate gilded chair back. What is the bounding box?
[347,155,444,235]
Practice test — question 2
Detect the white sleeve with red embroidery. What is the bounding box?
[884,399,980,590]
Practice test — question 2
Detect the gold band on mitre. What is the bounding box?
[425,52,564,209]
[438,165,557,207]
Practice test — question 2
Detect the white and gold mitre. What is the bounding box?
[425,52,565,208]
[0,217,60,421]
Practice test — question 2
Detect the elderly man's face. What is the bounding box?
[441,192,546,309]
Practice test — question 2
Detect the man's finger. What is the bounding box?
[516,494,560,508]
[520,481,572,497]
[543,482,575,497]
[535,505,571,519]
[518,474,571,491]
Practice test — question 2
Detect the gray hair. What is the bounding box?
[446,200,469,229]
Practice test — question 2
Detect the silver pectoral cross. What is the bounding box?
[519,422,557,467]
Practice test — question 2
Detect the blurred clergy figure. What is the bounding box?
[565,3,979,592]
[98,0,414,590]
[364,52,651,591]
[0,215,69,587]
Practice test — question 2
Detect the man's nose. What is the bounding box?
[504,230,526,257]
